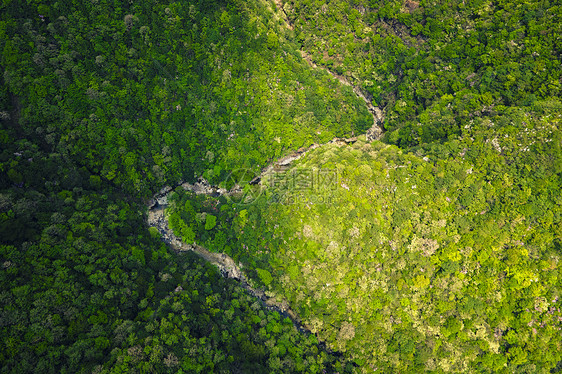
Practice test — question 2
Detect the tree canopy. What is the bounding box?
[1,0,561,372]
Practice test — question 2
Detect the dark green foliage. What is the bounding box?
[2,0,562,373]
[170,110,562,372]
[0,95,348,374]
[0,1,365,371]
[284,0,562,146]
[103,254,351,373]
[0,0,370,197]
[0,135,168,373]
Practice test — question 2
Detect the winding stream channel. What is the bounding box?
[274,0,385,141]
[147,0,386,349]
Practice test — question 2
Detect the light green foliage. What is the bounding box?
[256,268,273,286]
[103,254,351,373]
[237,209,248,228]
[285,0,562,147]
[205,214,217,230]
[2,0,562,373]
[172,111,562,372]
[148,227,160,239]
[1,0,370,196]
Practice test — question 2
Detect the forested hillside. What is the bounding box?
[283,0,561,145]
[1,0,364,372]
[169,109,562,371]
[1,0,370,195]
[1,0,561,373]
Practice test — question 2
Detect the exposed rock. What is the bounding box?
[147,191,318,343]
[181,178,228,196]
[366,124,383,142]
[249,176,261,185]
[299,50,385,141]
[148,185,173,209]
[145,60,387,342]
[277,154,300,166]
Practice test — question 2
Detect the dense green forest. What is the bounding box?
[284,0,562,146]
[169,109,562,371]
[1,0,561,373]
[1,0,370,195]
